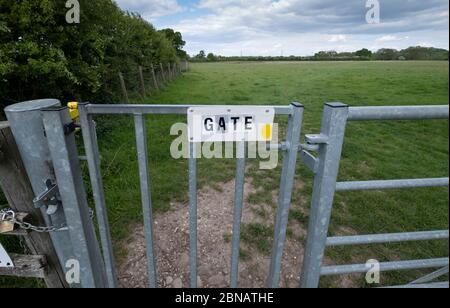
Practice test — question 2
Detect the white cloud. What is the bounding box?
[115,0,183,18]
[329,35,348,43]
[376,35,399,42]
[115,0,449,55]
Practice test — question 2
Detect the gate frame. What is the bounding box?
[300,103,449,288]
[42,102,304,288]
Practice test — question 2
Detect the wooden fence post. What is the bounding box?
[138,66,147,98]
[0,122,68,288]
[168,63,174,80]
[151,64,160,92]
[159,63,167,84]
[118,72,129,103]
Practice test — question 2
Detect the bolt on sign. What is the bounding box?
[188,106,275,143]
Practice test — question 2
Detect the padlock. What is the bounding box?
[0,210,16,234]
[0,220,15,234]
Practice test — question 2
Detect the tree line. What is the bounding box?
[191,46,449,62]
[0,0,186,117]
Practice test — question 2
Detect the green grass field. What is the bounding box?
[1,61,448,288]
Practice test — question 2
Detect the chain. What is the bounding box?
[0,208,95,233]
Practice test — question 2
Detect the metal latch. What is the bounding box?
[33,180,61,215]
[0,243,14,268]
[63,121,80,135]
[305,134,329,145]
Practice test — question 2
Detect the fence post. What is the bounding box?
[78,103,118,288]
[267,102,304,288]
[167,63,173,80]
[160,63,167,84]
[188,141,198,288]
[41,106,107,288]
[151,64,160,92]
[300,103,349,288]
[118,72,129,103]
[4,99,74,280]
[138,66,147,98]
[0,122,68,288]
[173,63,178,77]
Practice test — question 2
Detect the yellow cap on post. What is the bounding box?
[67,102,79,120]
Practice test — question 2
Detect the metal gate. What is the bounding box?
[5,100,449,288]
[299,103,449,288]
[39,102,304,288]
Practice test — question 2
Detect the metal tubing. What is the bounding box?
[336,178,449,191]
[320,258,449,276]
[189,142,198,288]
[326,230,449,247]
[267,102,304,288]
[348,105,449,121]
[384,282,449,289]
[230,141,246,288]
[42,107,107,288]
[85,104,293,116]
[410,266,449,285]
[300,103,349,288]
[4,99,73,276]
[78,103,118,288]
[134,114,158,288]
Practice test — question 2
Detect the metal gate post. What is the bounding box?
[78,103,118,288]
[4,99,74,278]
[188,140,198,288]
[267,102,304,288]
[41,106,107,288]
[300,103,349,288]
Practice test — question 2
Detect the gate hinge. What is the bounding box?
[33,179,61,215]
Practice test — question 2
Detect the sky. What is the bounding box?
[114,0,450,56]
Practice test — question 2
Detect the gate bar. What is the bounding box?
[85,104,293,116]
[42,107,107,288]
[336,178,449,191]
[326,230,449,247]
[348,105,449,121]
[78,103,118,288]
[384,282,449,289]
[267,102,304,288]
[230,141,246,288]
[320,258,449,276]
[410,266,449,285]
[134,114,158,288]
[189,142,198,288]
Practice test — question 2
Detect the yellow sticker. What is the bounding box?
[261,124,272,141]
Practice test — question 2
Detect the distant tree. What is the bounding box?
[355,48,373,59]
[159,28,187,59]
[207,53,217,62]
[314,51,338,60]
[196,50,206,60]
[374,48,399,60]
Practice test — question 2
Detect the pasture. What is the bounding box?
[1,61,448,287]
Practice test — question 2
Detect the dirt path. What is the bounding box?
[118,179,307,288]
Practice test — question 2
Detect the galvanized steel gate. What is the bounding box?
[300,103,449,288]
[7,100,448,288]
[40,102,304,288]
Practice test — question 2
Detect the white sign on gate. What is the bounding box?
[188,106,275,143]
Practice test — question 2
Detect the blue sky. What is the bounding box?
[115,0,449,56]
